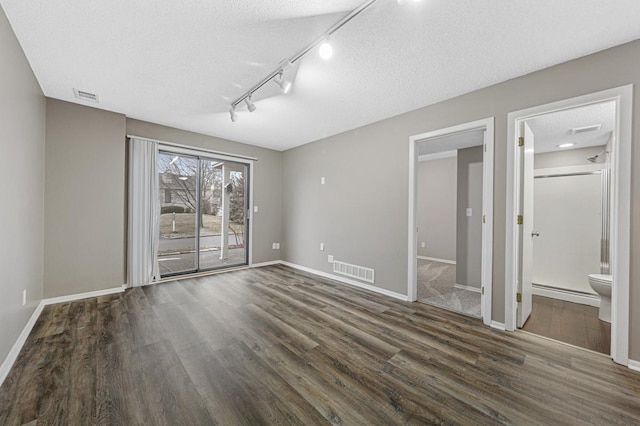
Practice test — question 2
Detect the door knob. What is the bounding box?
[531,231,540,237]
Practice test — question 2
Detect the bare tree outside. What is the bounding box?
[158,154,223,229]
[157,152,248,276]
[228,170,245,247]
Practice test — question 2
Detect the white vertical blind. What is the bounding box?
[128,137,160,286]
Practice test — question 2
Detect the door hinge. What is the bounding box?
[517,215,523,225]
[482,215,486,224]
[516,292,522,303]
[518,137,524,147]
[484,143,487,152]
[481,287,485,295]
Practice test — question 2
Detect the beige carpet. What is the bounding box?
[417,259,481,318]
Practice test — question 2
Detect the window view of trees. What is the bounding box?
[157,152,247,275]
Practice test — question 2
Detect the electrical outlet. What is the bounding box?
[22,290,26,306]
[466,208,473,217]
[320,243,325,251]
[321,177,325,185]
[253,205,259,213]
[275,243,280,249]
[421,242,425,248]
[328,255,334,263]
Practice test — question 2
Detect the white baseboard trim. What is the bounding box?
[532,284,600,307]
[280,261,409,302]
[0,301,46,388]
[490,321,506,331]
[417,256,456,265]
[251,260,282,268]
[628,360,640,372]
[1,284,127,388]
[454,283,481,293]
[42,286,126,305]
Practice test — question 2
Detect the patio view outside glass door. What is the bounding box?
[157,150,249,277]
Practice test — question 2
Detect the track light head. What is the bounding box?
[319,40,333,60]
[274,72,292,94]
[229,108,238,123]
[244,96,256,112]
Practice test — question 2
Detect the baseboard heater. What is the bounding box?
[333,260,375,284]
[532,283,597,298]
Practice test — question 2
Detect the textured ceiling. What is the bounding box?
[2,0,640,151]
[527,101,615,154]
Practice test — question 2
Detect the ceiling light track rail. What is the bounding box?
[229,0,378,120]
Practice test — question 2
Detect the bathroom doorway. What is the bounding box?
[408,118,494,325]
[505,87,632,364]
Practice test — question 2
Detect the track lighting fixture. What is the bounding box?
[244,95,256,112]
[228,0,379,122]
[274,72,292,94]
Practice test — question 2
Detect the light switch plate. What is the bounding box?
[466,208,472,217]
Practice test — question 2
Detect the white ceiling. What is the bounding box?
[526,101,615,153]
[2,1,640,151]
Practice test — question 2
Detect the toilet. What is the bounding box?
[588,274,612,323]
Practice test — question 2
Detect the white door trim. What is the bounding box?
[505,85,632,366]
[408,117,494,326]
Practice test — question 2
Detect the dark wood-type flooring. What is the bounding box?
[1,265,639,425]
[522,294,611,354]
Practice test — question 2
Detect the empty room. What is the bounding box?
[2,0,640,424]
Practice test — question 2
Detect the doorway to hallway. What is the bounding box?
[408,118,494,325]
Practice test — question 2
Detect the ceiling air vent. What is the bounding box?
[73,89,99,103]
[570,124,601,135]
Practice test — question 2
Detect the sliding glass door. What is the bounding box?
[157,152,199,275]
[157,150,249,277]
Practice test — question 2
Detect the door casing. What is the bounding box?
[505,85,632,366]
[408,117,495,326]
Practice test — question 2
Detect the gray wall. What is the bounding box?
[416,157,457,261]
[0,6,45,367]
[535,145,606,169]
[281,39,640,359]
[43,104,283,298]
[45,99,127,298]
[456,146,483,288]
[126,119,283,266]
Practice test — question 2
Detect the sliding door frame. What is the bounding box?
[157,143,254,276]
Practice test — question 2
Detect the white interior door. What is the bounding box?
[517,122,534,328]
